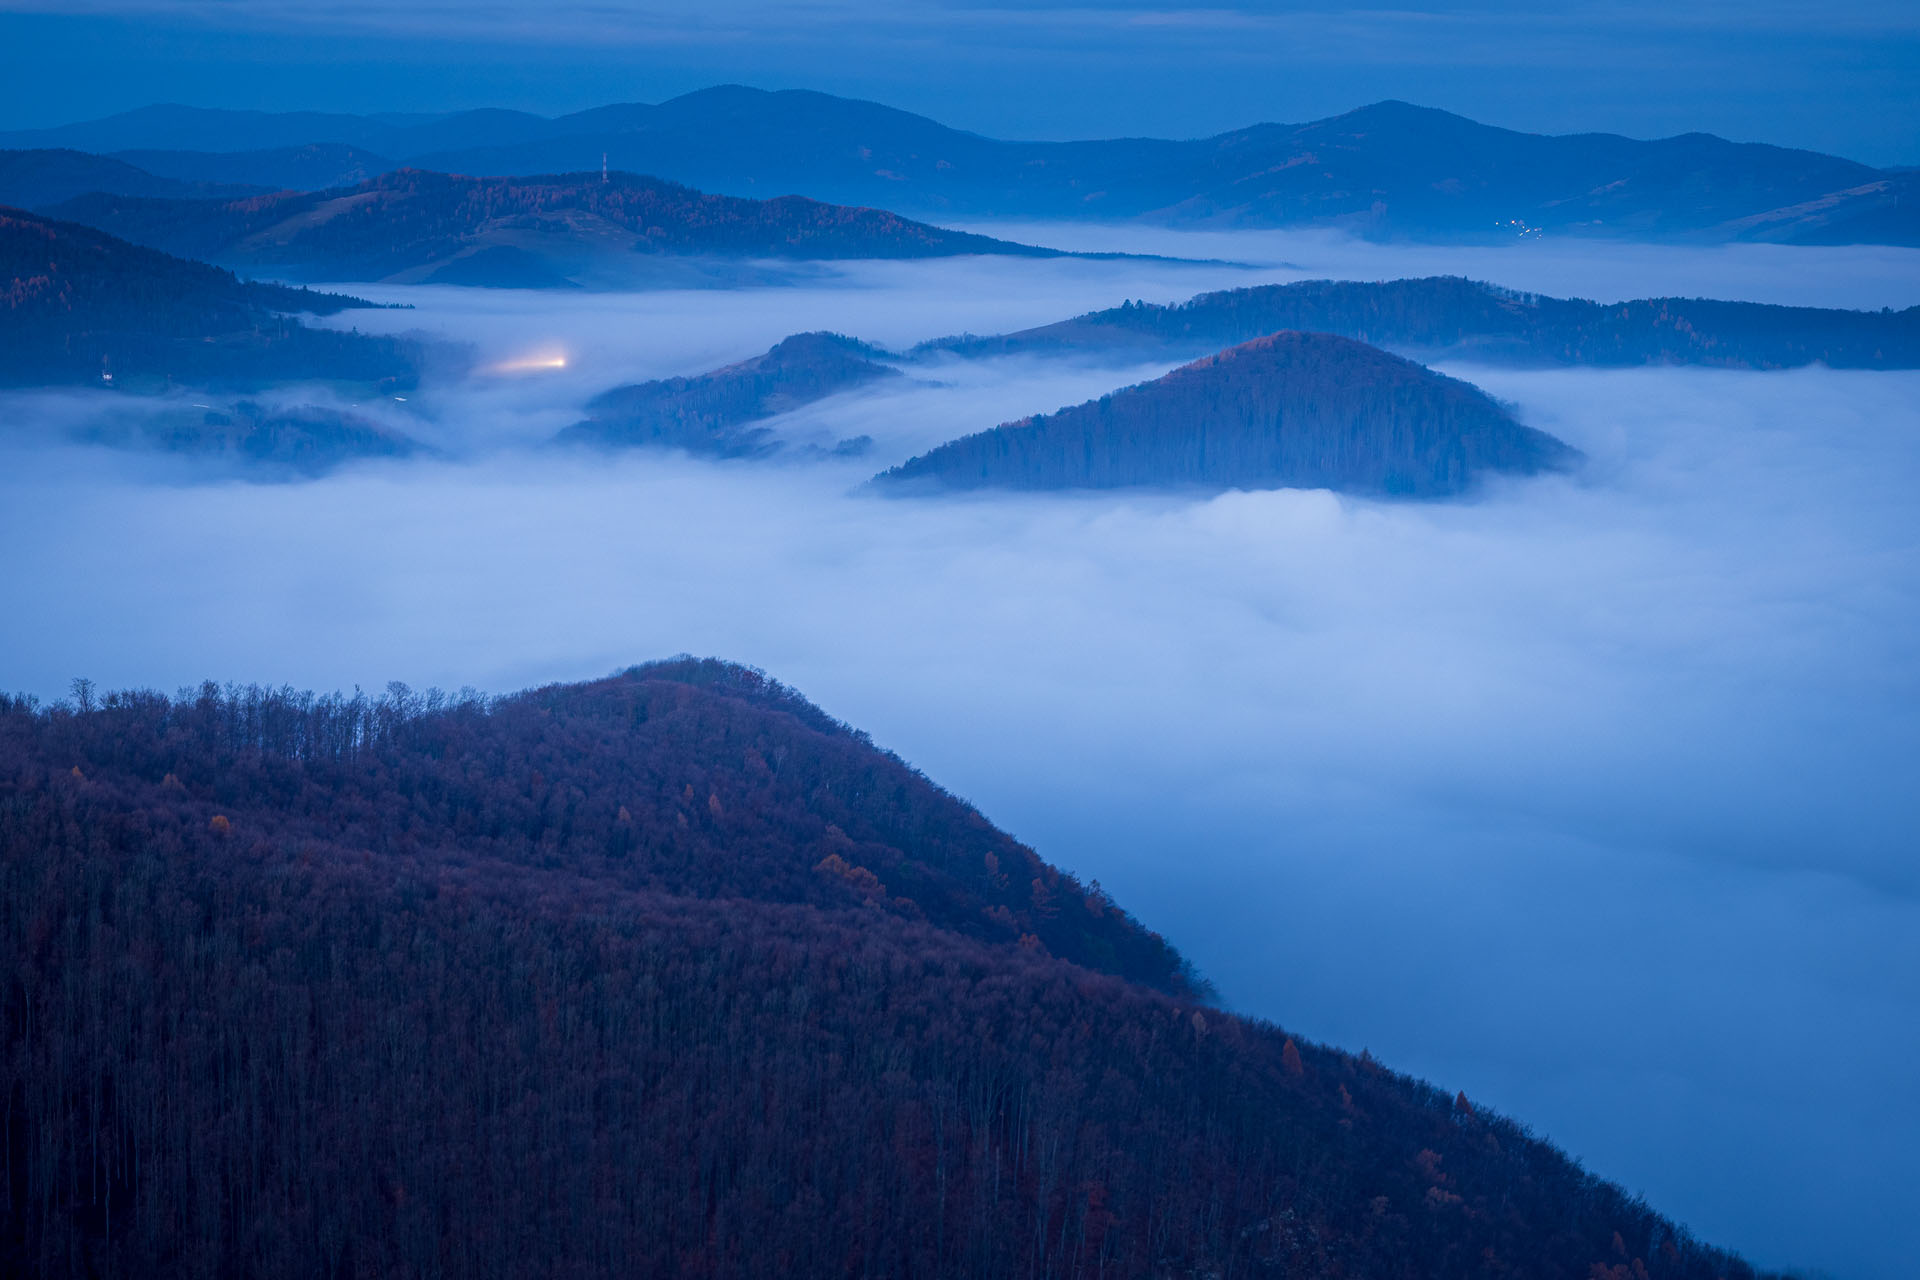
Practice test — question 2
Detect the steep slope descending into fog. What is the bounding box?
[878,331,1577,498]
[921,276,1920,369]
[44,168,1062,286]
[0,662,1772,1280]
[0,206,417,390]
[556,331,895,458]
[7,87,1907,242]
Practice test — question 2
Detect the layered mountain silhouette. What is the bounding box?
[4,86,1910,243]
[0,102,563,159]
[2,660,1774,1278]
[557,332,893,458]
[0,148,260,210]
[923,276,1920,369]
[45,168,1059,286]
[878,331,1577,498]
[0,205,417,389]
[110,143,395,194]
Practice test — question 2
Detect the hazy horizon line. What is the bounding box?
[1,82,1900,169]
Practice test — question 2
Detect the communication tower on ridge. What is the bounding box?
[602,152,608,183]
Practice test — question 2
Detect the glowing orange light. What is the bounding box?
[486,352,570,375]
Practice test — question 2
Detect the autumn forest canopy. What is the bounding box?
[1,663,1779,1278]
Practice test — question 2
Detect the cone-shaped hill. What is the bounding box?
[556,331,893,458]
[878,330,1577,498]
[2,659,1768,1278]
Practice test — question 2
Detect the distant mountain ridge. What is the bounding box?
[923,276,1920,369]
[0,205,416,390]
[0,102,560,160]
[0,148,261,211]
[111,143,395,194]
[46,168,1059,285]
[877,331,1578,498]
[3,86,1911,243]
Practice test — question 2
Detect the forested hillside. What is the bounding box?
[1,661,1770,1279]
[881,330,1577,498]
[925,275,1920,369]
[0,206,416,389]
[47,168,1058,285]
[557,331,893,456]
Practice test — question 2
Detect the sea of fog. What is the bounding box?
[3,227,1917,1280]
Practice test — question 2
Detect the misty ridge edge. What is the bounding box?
[2,656,1779,1278]
[554,331,894,459]
[544,275,1913,496]
[915,275,1920,371]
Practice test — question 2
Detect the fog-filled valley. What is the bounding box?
[3,225,1917,1279]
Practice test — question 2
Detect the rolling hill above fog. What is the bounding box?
[4,86,1913,244]
[2,659,1772,1279]
[878,331,1577,498]
[43,168,1059,287]
[925,276,1920,370]
[0,206,417,390]
[558,332,891,458]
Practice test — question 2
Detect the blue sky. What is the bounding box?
[0,1,1916,163]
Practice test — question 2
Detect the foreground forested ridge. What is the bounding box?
[0,205,416,390]
[2,662,1771,1279]
[879,330,1577,498]
[922,276,1920,370]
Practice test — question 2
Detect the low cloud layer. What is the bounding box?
[3,232,1917,1279]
